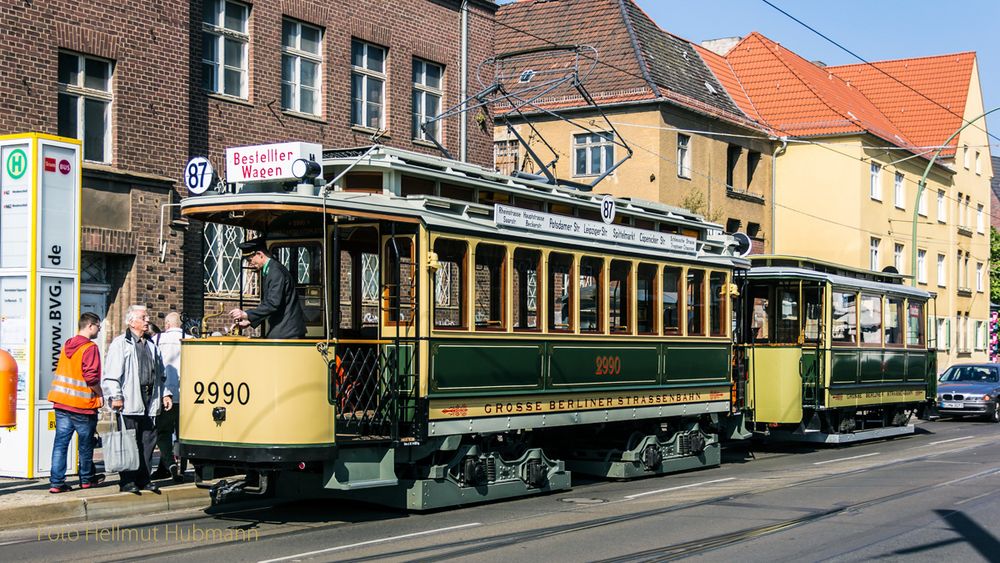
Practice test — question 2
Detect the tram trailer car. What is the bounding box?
[178,145,749,510]
[739,256,937,443]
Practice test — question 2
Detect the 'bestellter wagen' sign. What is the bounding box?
[494,204,699,254]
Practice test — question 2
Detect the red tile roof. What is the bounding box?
[693,44,767,127]
[827,53,976,158]
[724,32,913,146]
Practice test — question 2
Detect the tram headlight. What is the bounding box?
[291,158,322,181]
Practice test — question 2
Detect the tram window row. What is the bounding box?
[422,236,731,338]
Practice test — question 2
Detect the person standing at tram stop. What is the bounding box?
[47,312,105,494]
[229,237,306,339]
[102,304,173,494]
[150,312,188,483]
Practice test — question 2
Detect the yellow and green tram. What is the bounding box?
[178,145,748,509]
[739,256,937,443]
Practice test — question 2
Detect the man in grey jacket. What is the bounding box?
[102,305,172,494]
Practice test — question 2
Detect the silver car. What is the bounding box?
[937,364,1000,422]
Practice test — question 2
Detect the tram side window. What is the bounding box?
[513,248,540,331]
[803,285,822,343]
[860,293,882,345]
[361,252,380,328]
[663,266,681,334]
[832,291,857,345]
[548,253,574,332]
[580,257,603,333]
[687,269,705,336]
[885,297,904,346]
[275,243,323,329]
[709,272,727,337]
[609,260,631,333]
[637,263,657,334]
[433,239,467,329]
[906,301,925,346]
[475,243,506,330]
[384,238,415,324]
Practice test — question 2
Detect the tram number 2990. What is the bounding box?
[193,381,250,405]
[594,355,622,376]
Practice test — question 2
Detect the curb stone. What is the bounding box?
[0,485,211,530]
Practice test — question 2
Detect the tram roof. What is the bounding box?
[746,256,932,299]
[182,145,749,267]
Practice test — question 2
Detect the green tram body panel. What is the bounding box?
[429,338,731,396]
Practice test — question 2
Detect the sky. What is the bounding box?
[498,0,1000,146]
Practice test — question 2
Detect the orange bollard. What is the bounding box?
[0,348,17,427]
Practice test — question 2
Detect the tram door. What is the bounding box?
[799,283,824,409]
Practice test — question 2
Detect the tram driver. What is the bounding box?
[229,237,307,339]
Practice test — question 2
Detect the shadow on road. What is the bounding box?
[892,509,1000,558]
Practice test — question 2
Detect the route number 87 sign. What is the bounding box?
[185,156,216,195]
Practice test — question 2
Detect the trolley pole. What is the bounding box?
[910,107,1000,286]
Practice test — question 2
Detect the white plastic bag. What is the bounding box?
[103,412,139,473]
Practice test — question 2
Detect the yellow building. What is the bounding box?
[716,33,992,368]
[494,0,775,252]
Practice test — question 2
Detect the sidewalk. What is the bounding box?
[0,471,211,530]
[0,443,213,530]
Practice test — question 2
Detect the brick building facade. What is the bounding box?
[0,0,496,346]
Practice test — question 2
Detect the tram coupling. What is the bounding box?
[199,471,271,505]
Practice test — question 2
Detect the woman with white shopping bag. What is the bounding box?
[101,305,173,494]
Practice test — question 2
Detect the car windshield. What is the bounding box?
[940,366,999,383]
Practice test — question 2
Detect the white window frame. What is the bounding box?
[573,132,615,177]
[937,190,947,223]
[975,150,982,175]
[964,196,971,228]
[869,237,880,271]
[203,223,258,298]
[893,172,904,210]
[937,253,946,287]
[58,51,113,163]
[977,262,984,292]
[412,58,443,142]
[963,255,970,289]
[917,249,927,284]
[281,18,323,116]
[870,162,882,201]
[918,189,928,217]
[677,133,691,178]
[893,243,904,273]
[977,204,984,233]
[963,145,970,169]
[202,0,249,99]
[351,39,386,130]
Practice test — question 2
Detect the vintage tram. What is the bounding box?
[178,145,748,509]
[739,256,937,442]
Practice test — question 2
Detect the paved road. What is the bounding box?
[2,418,997,562]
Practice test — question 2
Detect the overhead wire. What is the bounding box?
[476,6,999,239]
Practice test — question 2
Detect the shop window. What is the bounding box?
[548,253,573,332]
[609,260,631,333]
[433,239,466,329]
[637,263,657,334]
[580,257,603,333]
[513,249,540,331]
[475,243,505,330]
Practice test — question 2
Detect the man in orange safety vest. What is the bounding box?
[47,312,104,493]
